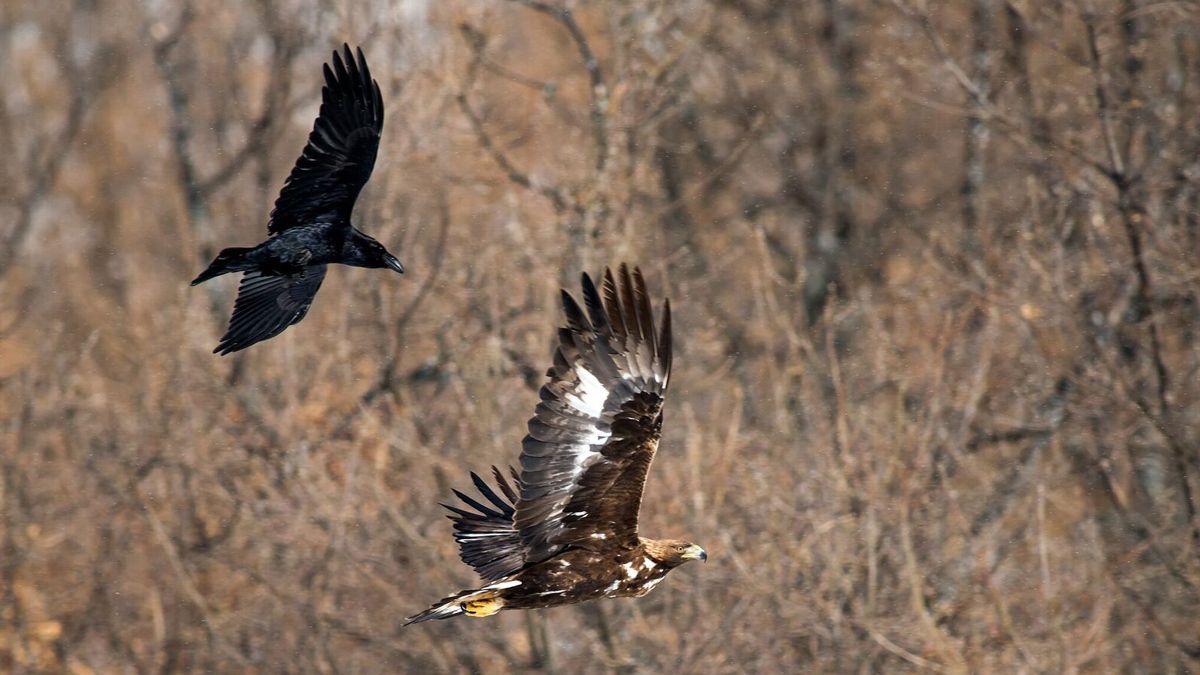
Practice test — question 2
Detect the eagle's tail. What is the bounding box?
[403,580,520,626]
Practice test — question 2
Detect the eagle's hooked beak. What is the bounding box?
[383,252,405,274]
[683,545,708,563]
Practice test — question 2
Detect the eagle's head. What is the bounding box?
[644,538,708,568]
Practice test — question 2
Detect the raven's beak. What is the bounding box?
[684,545,708,562]
[383,253,405,274]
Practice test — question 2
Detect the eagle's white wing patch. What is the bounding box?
[566,367,608,418]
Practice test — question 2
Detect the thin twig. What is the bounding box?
[506,0,610,171]
[456,92,573,214]
[1083,13,1126,179]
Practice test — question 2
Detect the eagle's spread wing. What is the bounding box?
[443,467,525,581]
[267,44,383,235]
[214,266,327,355]
[513,265,672,560]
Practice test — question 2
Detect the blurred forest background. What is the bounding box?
[1,0,1199,672]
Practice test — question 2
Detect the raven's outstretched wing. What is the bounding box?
[213,266,327,355]
[268,44,383,235]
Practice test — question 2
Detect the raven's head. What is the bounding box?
[348,231,405,274]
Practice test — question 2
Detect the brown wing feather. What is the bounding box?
[513,265,673,560]
[442,467,525,581]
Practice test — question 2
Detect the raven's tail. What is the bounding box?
[191,247,254,285]
[402,580,520,626]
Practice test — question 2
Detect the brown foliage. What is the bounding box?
[1,0,1199,672]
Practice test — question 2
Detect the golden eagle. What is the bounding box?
[406,265,706,624]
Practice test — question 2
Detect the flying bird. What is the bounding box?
[406,265,706,625]
[191,44,403,355]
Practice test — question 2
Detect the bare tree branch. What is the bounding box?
[456,35,575,214]
[505,0,610,171]
[0,43,92,276]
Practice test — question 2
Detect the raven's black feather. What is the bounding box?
[191,44,403,355]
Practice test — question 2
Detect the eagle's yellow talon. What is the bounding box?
[460,598,502,617]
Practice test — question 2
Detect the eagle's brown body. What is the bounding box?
[406,266,706,624]
[441,541,676,615]
[507,544,671,605]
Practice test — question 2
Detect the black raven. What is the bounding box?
[191,44,403,355]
